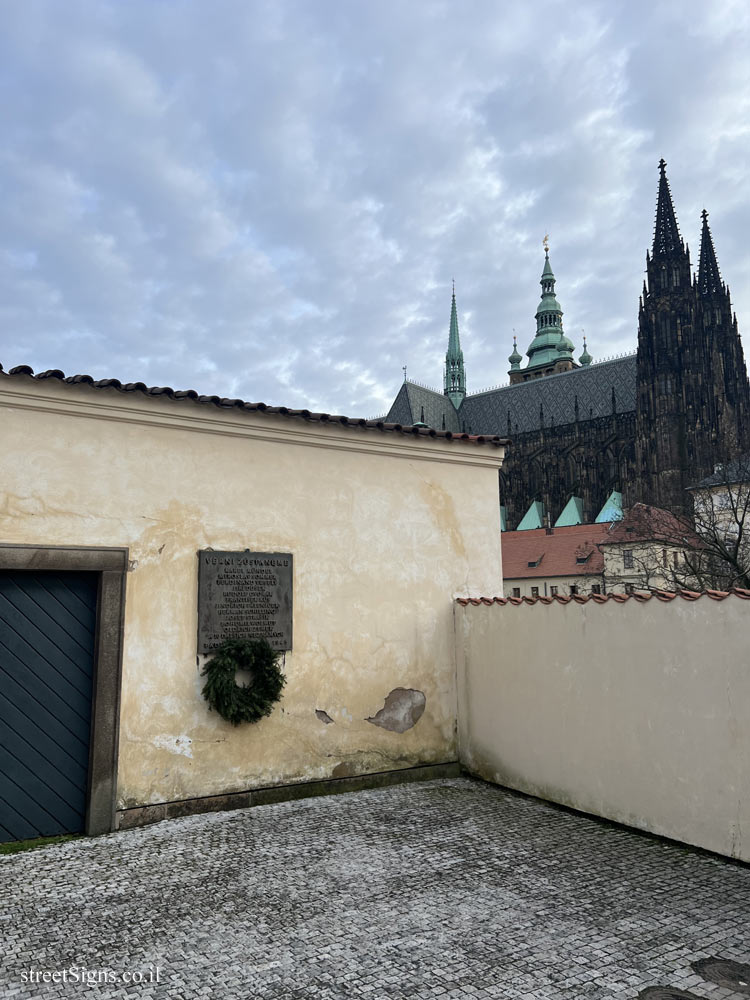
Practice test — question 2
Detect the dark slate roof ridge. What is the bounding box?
[463,352,637,401]
[455,587,750,607]
[688,453,750,489]
[0,363,507,448]
[404,378,446,398]
[458,353,637,435]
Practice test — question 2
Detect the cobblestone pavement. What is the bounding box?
[1,777,748,999]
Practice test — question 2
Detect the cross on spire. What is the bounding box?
[652,159,683,257]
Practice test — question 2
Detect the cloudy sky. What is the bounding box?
[2,0,750,416]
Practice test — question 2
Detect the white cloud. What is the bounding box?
[1,0,749,414]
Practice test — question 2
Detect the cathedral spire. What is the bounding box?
[521,241,575,376]
[444,282,466,407]
[652,159,684,258]
[698,209,723,296]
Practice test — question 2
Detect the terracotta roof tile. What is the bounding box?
[455,588,750,607]
[1,365,508,448]
[598,502,696,546]
[501,523,610,579]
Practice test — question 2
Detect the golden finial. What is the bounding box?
[543,234,550,253]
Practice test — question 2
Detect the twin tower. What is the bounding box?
[434,160,750,523]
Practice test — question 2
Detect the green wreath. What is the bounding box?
[201,637,286,726]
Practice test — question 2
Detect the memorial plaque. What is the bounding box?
[198,550,293,654]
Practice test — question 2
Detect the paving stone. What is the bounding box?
[0,778,748,998]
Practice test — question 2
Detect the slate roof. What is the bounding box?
[459,354,637,436]
[386,380,462,432]
[0,364,506,448]
[689,454,750,489]
[388,355,637,436]
[501,524,610,580]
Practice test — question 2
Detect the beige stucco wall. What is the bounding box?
[456,596,750,861]
[602,541,686,592]
[0,377,504,809]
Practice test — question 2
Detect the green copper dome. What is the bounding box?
[524,247,575,370]
[579,336,592,366]
[526,329,561,360]
[508,336,522,370]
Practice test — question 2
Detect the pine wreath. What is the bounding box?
[201,637,285,725]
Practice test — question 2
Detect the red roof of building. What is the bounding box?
[0,365,507,447]
[456,587,750,607]
[597,503,696,546]
[501,523,610,579]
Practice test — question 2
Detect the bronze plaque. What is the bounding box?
[198,550,293,653]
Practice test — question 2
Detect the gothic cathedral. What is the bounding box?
[385,161,750,527]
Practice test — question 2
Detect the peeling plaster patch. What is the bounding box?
[366,688,426,733]
[332,761,356,778]
[315,710,335,725]
[153,735,194,758]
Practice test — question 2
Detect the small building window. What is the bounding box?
[623,549,634,569]
[625,583,635,594]
[550,585,558,596]
[570,584,578,595]
[512,587,521,598]
[591,584,601,595]
[531,586,539,598]
[673,551,679,568]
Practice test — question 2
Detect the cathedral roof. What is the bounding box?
[386,379,462,432]
[457,353,636,436]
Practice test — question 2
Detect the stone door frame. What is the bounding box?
[0,544,128,836]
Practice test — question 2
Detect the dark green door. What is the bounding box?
[0,571,98,842]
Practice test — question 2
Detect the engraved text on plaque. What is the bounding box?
[198,550,293,653]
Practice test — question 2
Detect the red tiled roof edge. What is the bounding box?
[455,587,750,607]
[0,365,508,448]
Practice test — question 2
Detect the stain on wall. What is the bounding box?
[0,378,505,809]
[315,710,334,725]
[366,688,426,733]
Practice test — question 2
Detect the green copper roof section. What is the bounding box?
[444,282,466,407]
[579,336,592,366]
[595,490,624,523]
[525,246,575,370]
[447,284,461,356]
[500,505,507,532]
[508,336,522,371]
[517,499,545,531]
[554,496,584,527]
